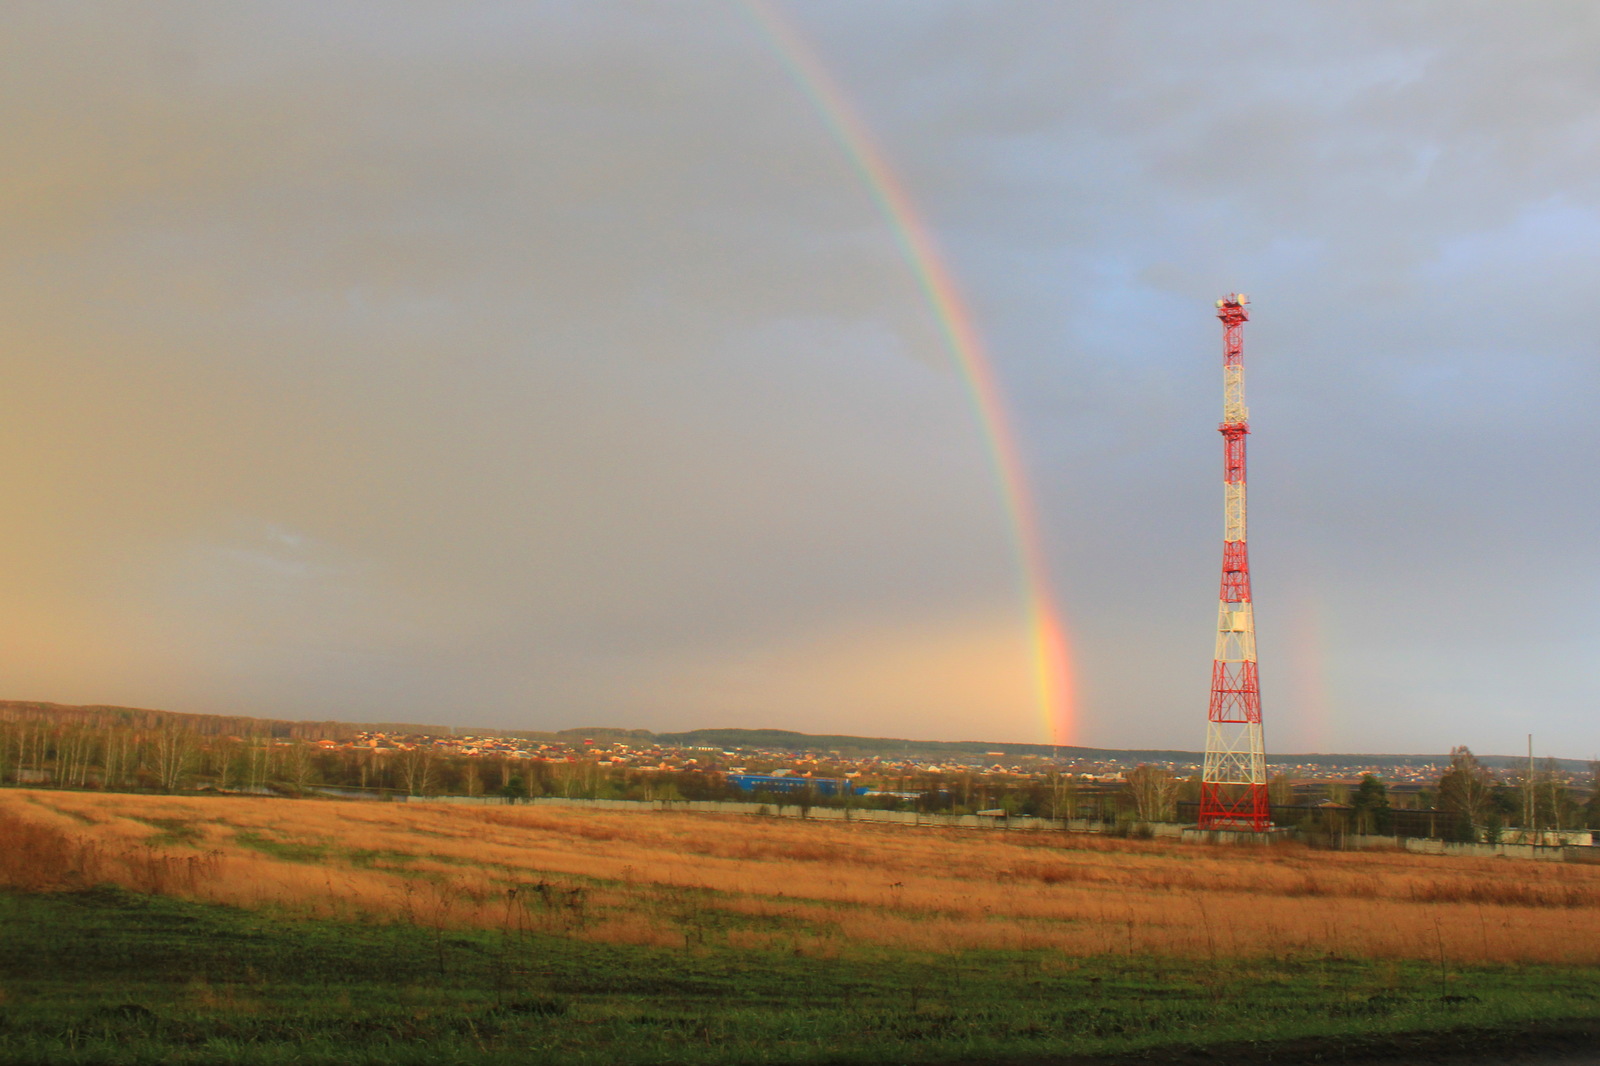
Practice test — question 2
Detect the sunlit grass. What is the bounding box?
[3,788,1599,966]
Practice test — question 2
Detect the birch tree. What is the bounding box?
[151,726,196,792]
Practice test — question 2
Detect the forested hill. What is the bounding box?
[651,728,1591,772]
[0,701,490,742]
[652,727,1182,761]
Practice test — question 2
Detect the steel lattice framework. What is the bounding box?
[1200,293,1270,831]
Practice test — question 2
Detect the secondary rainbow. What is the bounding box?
[742,2,1076,744]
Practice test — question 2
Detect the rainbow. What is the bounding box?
[742,2,1076,744]
[1287,589,1332,754]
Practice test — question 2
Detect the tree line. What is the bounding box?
[2,713,1596,840]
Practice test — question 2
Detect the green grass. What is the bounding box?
[232,832,475,872]
[231,831,329,864]
[0,888,1597,1064]
[127,818,205,848]
[344,847,424,870]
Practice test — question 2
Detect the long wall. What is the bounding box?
[401,793,1195,835]
[1313,833,1592,862]
[401,794,1600,862]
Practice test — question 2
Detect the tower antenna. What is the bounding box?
[1199,293,1270,831]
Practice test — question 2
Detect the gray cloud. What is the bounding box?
[1,2,1596,754]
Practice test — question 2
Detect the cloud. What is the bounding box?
[1,2,1597,753]
[0,2,1034,735]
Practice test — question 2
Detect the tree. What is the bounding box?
[244,736,272,791]
[1586,761,1600,831]
[284,742,318,792]
[1124,765,1178,823]
[1437,746,1493,839]
[55,725,94,788]
[399,747,435,796]
[1537,757,1583,833]
[1177,773,1203,806]
[150,726,196,793]
[1351,775,1392,835]
[1045,771,1080,820]
[1483,787,1517,844]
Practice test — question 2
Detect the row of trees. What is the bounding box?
[0,700,361,741]
[0,718,741,800]
[2,717,1597,837]
[1433,746,1599,841]
[0,717,1171,817]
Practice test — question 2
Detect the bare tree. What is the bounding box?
[1046,771,1079,820]
[151,726,196,793]
[1586,761,1600,831]
[1437,746,1494,837]
[15,719,46,780]
[244,736,272,791]
[101,727,130,788]
[62,725,96,788]
[1125,764,1179,822]
[1536,757,1582,833]
[214,739,248,787]
[400,747,435,796]
[284,741,317,792]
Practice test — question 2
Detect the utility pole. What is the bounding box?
[1526,733,1535,841]
[1199,294,1270,831]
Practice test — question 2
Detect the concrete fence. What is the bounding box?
[1298,833,1597,863]
[399,794,1600,864]
[1402,837,1574,862]
[401,793,1189,834]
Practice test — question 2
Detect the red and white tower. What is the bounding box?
[1200,293,1269,831]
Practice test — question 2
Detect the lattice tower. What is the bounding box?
[1199,293,1270,831]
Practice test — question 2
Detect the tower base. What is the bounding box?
[1182,826,1294,846]
[1198,780,1270,831]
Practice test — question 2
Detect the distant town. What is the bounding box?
[346,727,1510,790]
[0,701,1593,843]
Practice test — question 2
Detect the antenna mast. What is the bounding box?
[1200,293,1270,831]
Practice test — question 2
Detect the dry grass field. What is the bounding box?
[3,788,1598,967]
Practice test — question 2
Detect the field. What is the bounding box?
[2,789,1599,1063]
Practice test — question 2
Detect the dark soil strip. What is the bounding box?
[945,1019,1600,1065]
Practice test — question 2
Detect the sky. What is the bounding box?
[2,2,1598,756]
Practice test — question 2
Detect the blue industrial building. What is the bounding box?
[724,773,860,797]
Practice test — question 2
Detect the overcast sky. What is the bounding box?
[2,2,1596,756]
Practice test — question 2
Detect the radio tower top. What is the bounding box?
[1200,291,1269,832]
[1217,293,1250,588]
[1218,293,1248,422]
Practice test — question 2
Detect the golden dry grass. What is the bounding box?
[3,789,1598,966]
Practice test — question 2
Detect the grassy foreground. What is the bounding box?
[4,790,1600,1062]
[1,886,1598,1065]
[10,790,1600,964]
